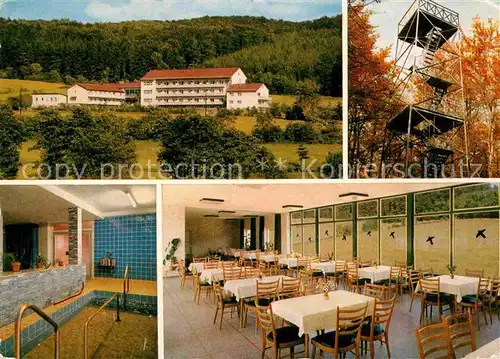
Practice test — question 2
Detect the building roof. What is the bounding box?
[227,83,264,92]
[119,81,141,89]
[141,67,241,80]
[76,83,125,93]
[32,93,67,96]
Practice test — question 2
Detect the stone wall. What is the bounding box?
[68,207,80,265]
[0,265,86,327]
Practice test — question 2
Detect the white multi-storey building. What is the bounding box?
[31,93,67,108]
[140,67,269,109]
[67,82,140,106]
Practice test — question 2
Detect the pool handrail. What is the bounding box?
[83,293,120,359]
[123,265,130,309]
[53,280,85,305]
[15,303,60,359]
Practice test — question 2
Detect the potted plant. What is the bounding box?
[55,258,64,267]
[4,253,20,272]
[35,253,50,269]
[163,238,180,273]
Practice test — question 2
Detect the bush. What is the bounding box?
[283,122,318,143]
[322,151,342,179]
[284,103,306,121]
[127,110,170,140]
[0,106,23,178]
[252,124,284,143]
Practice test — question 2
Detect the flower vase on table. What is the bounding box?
[446,264,456,279]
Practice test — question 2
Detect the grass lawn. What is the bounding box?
[272,94,341,107]
[0,79,67,103]
[264,143,341,164]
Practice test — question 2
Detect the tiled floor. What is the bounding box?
[164,277,500,359]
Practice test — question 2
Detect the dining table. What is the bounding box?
[357,265,392,283]
[271,290,376,356]
[200,268,224,284]
[415,275,479,303]
[224,275,292,328]
[463,337,500,358]
[188,262,205,273]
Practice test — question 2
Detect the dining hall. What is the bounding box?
[162,182,500,359]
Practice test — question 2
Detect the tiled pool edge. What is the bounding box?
[0,290,157,357]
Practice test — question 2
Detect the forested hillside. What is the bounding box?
[0,15,341,96]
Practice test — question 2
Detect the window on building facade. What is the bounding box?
[144,90,153,94]
[238,93,242,96]
[237,100,242,104]
[144,81,153,86]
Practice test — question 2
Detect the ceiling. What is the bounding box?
[0,184,156,225]
[165,182,455,220]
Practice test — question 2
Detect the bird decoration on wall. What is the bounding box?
[296,234,299,238]
[426,236,434,245]
[476,229,486,239]
[308,237,312,242]
[390,232,395,238]
[325,230,329,236]
[342,235,347,241]
[367,231,372,236]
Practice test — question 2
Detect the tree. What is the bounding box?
[0,106,23,179]
[322,151,342,179]
[297,144,309,162]
[157,114,284,178]
[34,108,136,178]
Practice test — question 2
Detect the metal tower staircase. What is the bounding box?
[385,0,467,178]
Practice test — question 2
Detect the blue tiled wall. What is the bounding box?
[94,213,156,281]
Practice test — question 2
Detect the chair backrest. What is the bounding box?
[371,295,396,335]
[490,278,500,297]
[208,257,220,263]
[297,257,309,267]
[444,312,476,354]
[409,270,423,292]
[221,261,234,269]
[244,266,261,278]
[223,267,241,281]
[419,268,434,278]
[347,262,359,280]
[478,277,490,296]
[204,262,218,270]
[364,283,387,299]
[395,260,407,268]
[281,278,301,298]
[415,322,453,359]
[192,270,201,287]
[389,266,401,283]
[255,301,276,344]
[259,261,270,275]
[257,280,279,300]
[193,257,206,263]
[419,277,440,297]
[213,281,224,305]
[335,302,368,350]
[359,260,372,268]
[335,261,346,273]
[465,269,484,278]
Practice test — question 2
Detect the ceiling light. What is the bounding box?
[125,191,137,208]
[282,205,303,209]
[204,214,219,218]
[200,198,224,203]
[338,192,369,199]
[218,210,236,214]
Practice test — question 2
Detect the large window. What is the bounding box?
[357,219,379,263]
[291,224,303,254]
[415,188,450,215]
[454,183,499,210]
[380,218,407,265]
[414,214,450,273]
[335,204,353,221]
[303,224,316,257]
[335,222,353,260]
[380,195,406,217]
[454,211,499,278]
[319,222,334,256]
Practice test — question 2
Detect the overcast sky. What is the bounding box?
[369,0,499,54]
[0,0,341,22]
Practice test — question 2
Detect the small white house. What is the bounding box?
[226,83,270,110]
[67,84,127,106]
[31,94,67,108]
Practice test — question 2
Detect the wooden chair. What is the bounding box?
[394,260,407,268]
[177,260,192,290]
[347,262,371,293]
[221,261,235,269]
[456,277,489,329]
[244,266,261,279]
[289,257,308,277]
[408,270,423,312]
[310,302,368,359]
[375,266,400,298]
[243,280,280,330]
[418,277,453,324]
[332,261,347,287]
[414,321,453,359]
[444,312,476,355]
[419,268,435,278]
[192,257,206,263]
[359,260,372,268]
[303,261,324,287]
[465,269,484,278]
[255,301,305,359]
[213,281,240,329]
[360,294,396,359]
[259,261,272,277]
[363,283,387,300]
[223,267,242,282]
[484,278,500,322]
[192,269,212,305]
[280,277,301,299]
[203,262,218,270]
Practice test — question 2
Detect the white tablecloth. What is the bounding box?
[224,275,289,300]
[271,290,375,336]
[416,275,479,303]
[279,258,299,267]
[463,337,500,358]
[358,266,391,283]
[311,261,335,273]
[200,268,224,284]
[260,254,277,262]
[188,262,205,273]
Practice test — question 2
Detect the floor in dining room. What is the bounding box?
[163,277,500,359]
